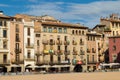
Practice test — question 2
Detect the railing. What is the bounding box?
[64,50,70,55]
[14,48,22,53]
[79,50,85,55]
[26,44,34,48]
[16,38,20,42]
[64,41,70,45]
[11,60,24,64]
[16,28,19,32]
[92,50,96,53]
[56,40,62,45]
[73,51,78,55]
[57,50,63,55]
[80,41,84,45]
[87,49,90,53]
[49,41,55,45]
[25,58,35,61]
[72,41,77,45]
[42,39,48,45]
[0,60,10,65]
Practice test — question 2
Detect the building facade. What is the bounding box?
[86,31,102,71]
[109,36,120,63]
[0,11,11,72]
[10,18,24,72]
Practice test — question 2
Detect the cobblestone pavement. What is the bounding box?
[0,72,120,80]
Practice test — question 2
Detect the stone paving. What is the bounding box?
[0,72,120,80]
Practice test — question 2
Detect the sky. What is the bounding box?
[0,0,120,28]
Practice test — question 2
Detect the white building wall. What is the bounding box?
[23,21,35,67]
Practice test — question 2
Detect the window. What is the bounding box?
[0,21,2,26]
[79,30,81,35]
[48,27,52,32]
[16,43,19,50]
[113,38,116,43]
[58,46,60,50]
[58,28,62,33]
[64,28,67,33]
[116,31,119,35]
[112,54,117,62]
[4,21,7,26]
[43,26,47,32]
[112,22,114,27]
[3,41,7,49]
[27,38,30,46]
[37,40,39,46]
[64,36,67,41]
[36,34,40,37]
[92,55,94,62]
[82,31,84,35]
[88,36,89,41]
[73,47,76,51]
[113,45,116,51]
[16,34,20,42]
[92,48,94,53]
[87,55,89,63]
[27,28,30,36]
[65,46,67,51]
[27,50,31,58]
[16,24,19,32]
[76,30,78,35]
[93,36,95,41]
[113,31,115,36]
[50,55,53,63]
[58,55,61,62]
[65,55,68,61]
[3,54,7,63]
[72,30,74,34]
[3,30,7,38]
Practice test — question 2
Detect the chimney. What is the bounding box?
[0,11,3,15]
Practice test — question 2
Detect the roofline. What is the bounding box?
[41,22,88,29]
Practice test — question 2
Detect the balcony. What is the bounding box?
[43,50,49,55]
[87,61,97,64]
[87,49,90,53]
[36,61,44,65]
[49,40,55,45]
[64,41,70,45]
[92,50,96,53]
[64,50,70,55]
[2,26,8,29]
[73,50,78,55]
[72,41,77,45]
[16,38,20,42]
[42,39,48,45]
[56,40,62,45]
[25,58,34,61]
[26,44,34,48]
[98,47,101,51]
[14,48,22,53]
[79,50,85,55]
[16,28,19,33]
[80,41,84,45]
[11,60,24,64]
[57,50,63,55]
[35,51,42,56]
[0,60,10,66]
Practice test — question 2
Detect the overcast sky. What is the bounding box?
[0,0,120,28]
